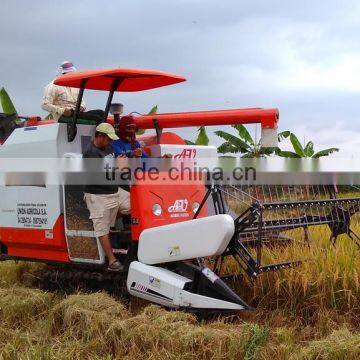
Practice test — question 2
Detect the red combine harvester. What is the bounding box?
[0,68,359,312]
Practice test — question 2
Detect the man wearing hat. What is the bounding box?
[83,123,130,271]
[42,61,84,121]
[41,61,104,123]
[112,116,149,158]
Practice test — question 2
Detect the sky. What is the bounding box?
[0,0,360,156]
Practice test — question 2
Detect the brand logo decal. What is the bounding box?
[168,199,188,213]
[173,149,197,159]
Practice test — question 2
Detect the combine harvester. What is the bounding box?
[0,68,359,312]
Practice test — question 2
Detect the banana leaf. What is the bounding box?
[289,133,306,157]
[148,105,158,115]
[195,126,209,145]
[217,142,240,154]
[275,149,301,158]
[0,87,18,122]
[278,130,291,142]
[232,124,254,145]
[312,148,339,158]
[304,141,314,157]
[136,105,158,135]
[215,130,250,152]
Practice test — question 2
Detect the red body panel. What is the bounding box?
[0,216,70,263]
[27,118,56,126]
[137,132,186,155]
[130,172,207,241]
[137,132,186,146]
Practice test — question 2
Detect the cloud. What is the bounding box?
[0,0,359,156]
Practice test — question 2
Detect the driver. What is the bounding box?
[112,116,148,158]
[41,61,104,123]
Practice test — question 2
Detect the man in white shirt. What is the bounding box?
[41,61,104,123]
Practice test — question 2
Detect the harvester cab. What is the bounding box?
[1,67,358,313]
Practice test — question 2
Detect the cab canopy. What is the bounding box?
[54,68,186,92]
[54,67,186,142]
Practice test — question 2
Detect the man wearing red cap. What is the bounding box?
[112,116,148,158]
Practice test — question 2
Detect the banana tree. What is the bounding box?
[185,126,209,146]
[276,132,339,158]
[215,124,275,157]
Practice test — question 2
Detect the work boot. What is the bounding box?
[107,260,124,272]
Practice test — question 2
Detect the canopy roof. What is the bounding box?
[54,67,186,92]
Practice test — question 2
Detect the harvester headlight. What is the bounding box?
[192,202,200,213]
[152,204,162,216]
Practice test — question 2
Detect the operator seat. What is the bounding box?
[58,109,105,125]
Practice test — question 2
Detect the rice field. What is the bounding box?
[0,230,359,360]
[0,186,358,358]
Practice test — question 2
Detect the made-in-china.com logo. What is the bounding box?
[168,199,188,213]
